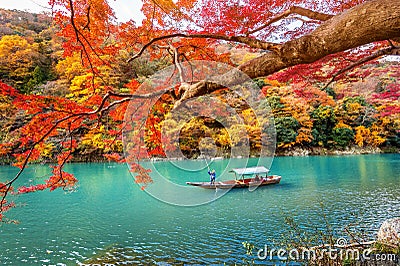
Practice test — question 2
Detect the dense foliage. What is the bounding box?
[0,9,398,162]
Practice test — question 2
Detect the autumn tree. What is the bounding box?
[0,32,59,94]
[1,0,399,220]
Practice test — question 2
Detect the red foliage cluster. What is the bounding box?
[373,83,400,101]
[17,184,48,194]
[129,163,153,190]
[104,152,125,162]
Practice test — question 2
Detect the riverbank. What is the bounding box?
[275,145,399,157]
[0,145,398,165]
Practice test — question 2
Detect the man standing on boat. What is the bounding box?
[208,169,216,184]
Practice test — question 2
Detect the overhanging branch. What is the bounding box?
[246,6,334,35]
[322,45,400,90]
[127,33,280,63]
[175,0,400,104]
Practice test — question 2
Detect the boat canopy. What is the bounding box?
[231,166,269,176]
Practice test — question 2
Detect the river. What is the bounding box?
[0,154,399,265]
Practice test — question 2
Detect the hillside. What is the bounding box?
[0,9,399,164]
[0,8,52,37]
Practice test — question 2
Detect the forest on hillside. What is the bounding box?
[0,8,398,165]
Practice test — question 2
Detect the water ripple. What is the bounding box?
[0,155,398,264]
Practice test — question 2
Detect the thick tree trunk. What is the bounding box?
[239,0,400,78]
[177,0,400,105]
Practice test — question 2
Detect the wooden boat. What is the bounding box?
[186,166,281,189]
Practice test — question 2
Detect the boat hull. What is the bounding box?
[186,175,281,189]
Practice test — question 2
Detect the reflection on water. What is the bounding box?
[0,154,399,265]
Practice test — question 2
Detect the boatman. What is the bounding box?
[208,169,216,184]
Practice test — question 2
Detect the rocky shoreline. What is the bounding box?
[275,145,396,157]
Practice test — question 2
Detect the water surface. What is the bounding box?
[0,154,399,264]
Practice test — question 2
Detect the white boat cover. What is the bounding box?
[231,166,269,175]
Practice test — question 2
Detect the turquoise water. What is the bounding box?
[0,154,399,265]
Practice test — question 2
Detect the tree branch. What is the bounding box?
[127,33,280,63]
[107,89,170,99]
[170,45,185,84]
[322,45,400,90]
[68,0,110,77]
[246,6,334,35]
[82,4,91,31]
[0,147,34,211]
[175,0,400,105]
[239,0,400,78]
[0,85,171,214]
